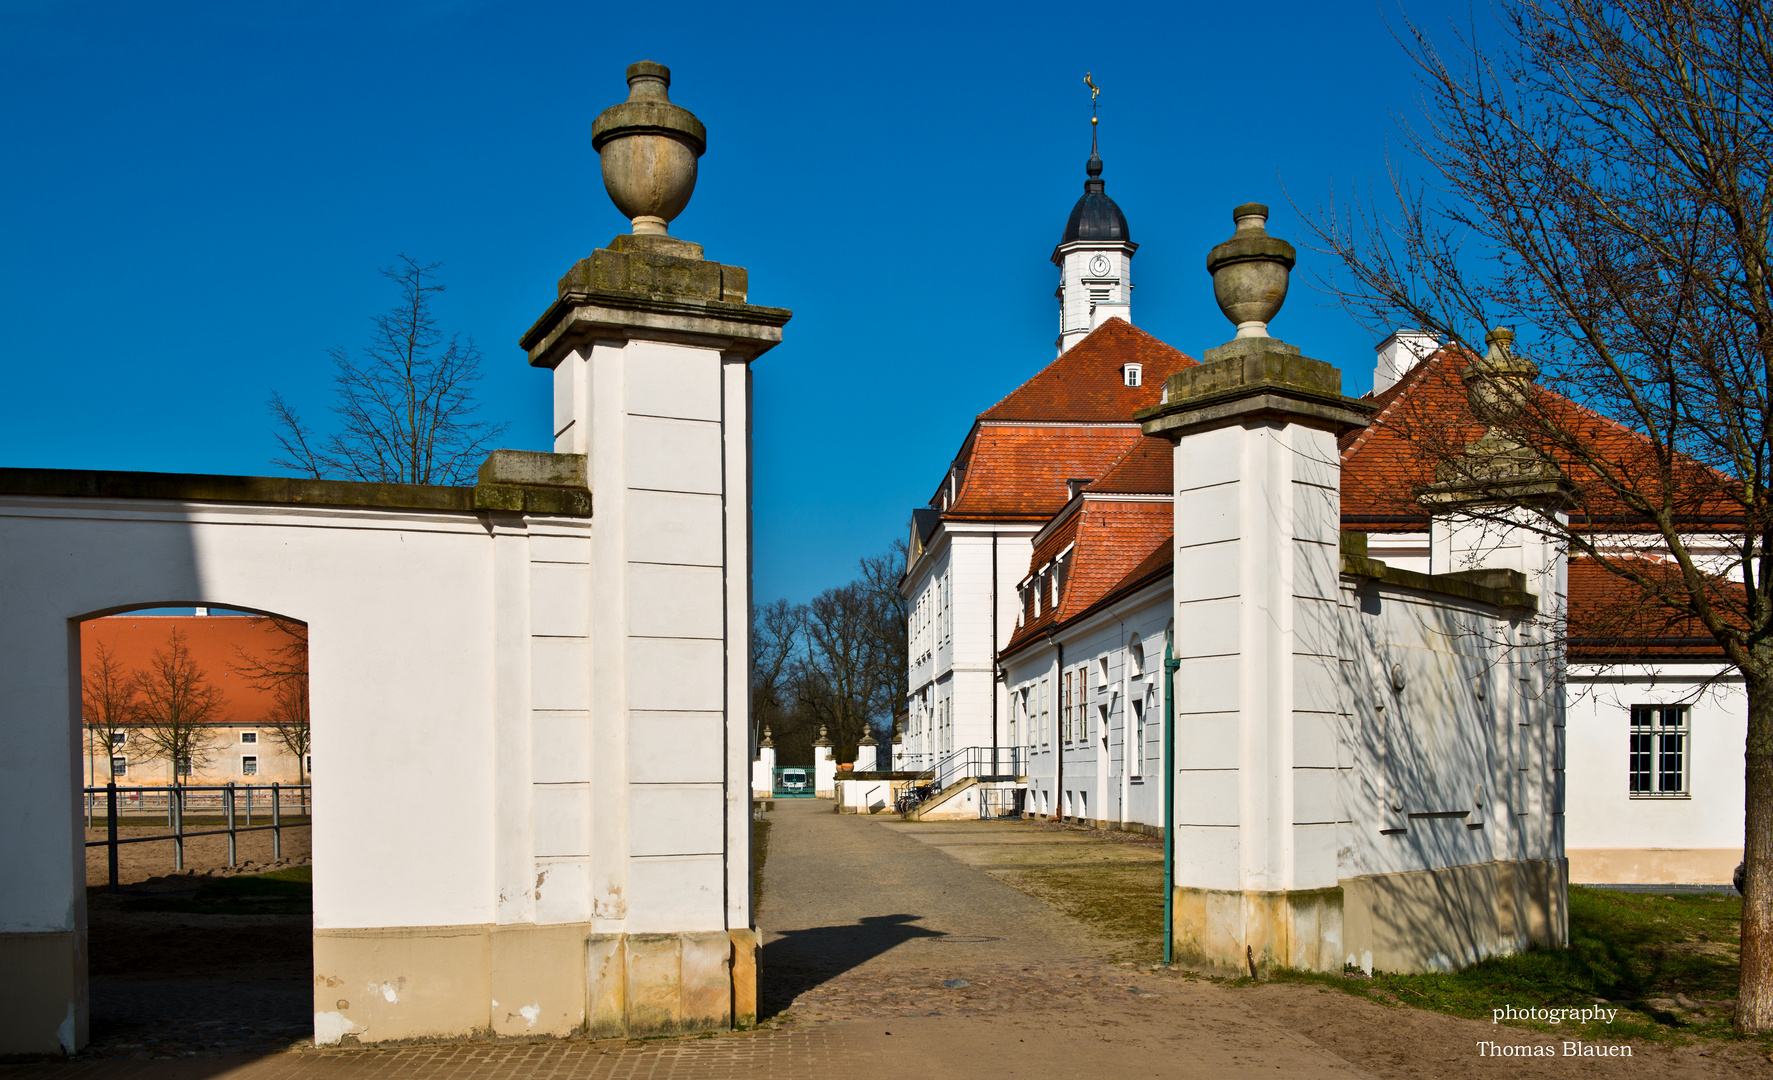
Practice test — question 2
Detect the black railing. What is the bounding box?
[930,745,1025,792]
[84,782,311,892]
[899,746,1026,815]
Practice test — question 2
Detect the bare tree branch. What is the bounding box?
[269,256,509,486]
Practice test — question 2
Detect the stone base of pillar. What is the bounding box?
[1168,886,1346,976]
[312,924,755,1045]
[0,929,86,1055]
[1171,859,1570,977]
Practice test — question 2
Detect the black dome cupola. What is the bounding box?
[1060,149,1131,244]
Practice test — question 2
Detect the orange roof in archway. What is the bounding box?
[81,615,303,726]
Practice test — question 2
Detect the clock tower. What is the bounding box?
[1053,112,1136,355]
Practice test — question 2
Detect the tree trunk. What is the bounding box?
[1739,667,1773,1032]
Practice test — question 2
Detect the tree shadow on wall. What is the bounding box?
[759,913,945,1019]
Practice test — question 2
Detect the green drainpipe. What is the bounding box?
[1163,631,1179,965]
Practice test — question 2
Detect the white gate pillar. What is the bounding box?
[499,61,788,1038]
[1138,204,1370,973]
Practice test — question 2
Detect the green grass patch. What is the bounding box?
[121,865,312,915]
[1270,886,1760,1048]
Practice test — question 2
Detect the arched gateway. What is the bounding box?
[0,61,786,1054]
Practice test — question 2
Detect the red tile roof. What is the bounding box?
[1085,436,1173,495]
[82,615,304,725]
[936,321,1195,522]
[1001,499,1171,658]
[1567,556,1733,660]
[943,424,1150,522]
[1340,350,1741,531]
[977,318,1198,423]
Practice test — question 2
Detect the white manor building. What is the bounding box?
[896,140,1745,960]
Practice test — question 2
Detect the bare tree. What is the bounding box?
[231,618,311,786]
[750,599,803,748]
[750,544,909,766]
[130,628,227,781]
[82,640,135,781]
[1303,0,1773,1028]
[858,538,910,728]
[270,256,508,486]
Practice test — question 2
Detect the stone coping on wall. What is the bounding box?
[0,452,592,518]
[1340,531,1536,612]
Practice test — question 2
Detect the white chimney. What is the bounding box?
[1373,329,1438,393]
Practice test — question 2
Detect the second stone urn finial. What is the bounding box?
[1206,203,1298,340]
[1463,327,1538,430]
[591,61,708,236]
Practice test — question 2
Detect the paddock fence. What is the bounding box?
[83,782,312,892]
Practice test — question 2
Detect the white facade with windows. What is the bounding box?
[900,522,1033,771]
[1564,665,1745,884]
[1002,584,1170,829]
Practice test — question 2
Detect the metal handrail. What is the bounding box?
[899,746,1026,814]
[84,781,311,892]
[929,745,1025,792]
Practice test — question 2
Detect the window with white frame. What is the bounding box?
[1630,705,1689,796]
[1096,655,1109,688]
[240,731,257,744]
[1123,363,1142,387]
[175,756,193,777]
[1127,636,1144,679]
[1039,677,1050,745]
[111,756,127,777]
[1096,703,1108,745]
[110,731,126,748]
[242,756,259,776]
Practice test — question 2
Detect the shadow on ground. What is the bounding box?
[760,913,947,1019]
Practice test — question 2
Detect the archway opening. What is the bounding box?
[78,605,313,1056]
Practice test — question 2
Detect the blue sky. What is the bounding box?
[0,0,1481,604]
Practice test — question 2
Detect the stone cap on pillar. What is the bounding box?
[758,726,773,748]
[812,725,833,747]
[521,61,792,369]
[858,731,877,747]
[1136,339,1374,440]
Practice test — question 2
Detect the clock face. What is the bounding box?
[1088,254,1111,277]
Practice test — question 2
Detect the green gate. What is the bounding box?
[772,767,815,798]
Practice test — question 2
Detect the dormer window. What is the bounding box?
[1123,363,1142,388]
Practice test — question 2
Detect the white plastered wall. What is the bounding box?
[1565,664,1744,882]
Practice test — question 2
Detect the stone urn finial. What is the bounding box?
[813,725,832,746]
[591,61,707,236]
[1463,327,1538,430]
[759,725,773,748]
[1206,203,1297,340]
[1435,326,1560,485]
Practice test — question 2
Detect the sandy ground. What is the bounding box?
[85,824,310,888]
